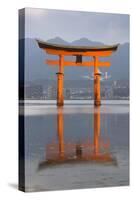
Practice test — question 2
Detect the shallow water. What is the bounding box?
[23,100,129,192]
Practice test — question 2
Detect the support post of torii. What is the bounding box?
[94,56,101,106]
[56,55,64,106]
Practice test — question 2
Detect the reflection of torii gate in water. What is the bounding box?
[57,107,103,159]
[38,108,117,169]
[37,40,119,106]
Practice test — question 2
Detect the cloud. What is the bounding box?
[25,8,129,44]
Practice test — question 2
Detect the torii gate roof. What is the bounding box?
[37,39,119,52]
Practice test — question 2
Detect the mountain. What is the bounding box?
[70,37,104,46]
[19,37,129,85]
[47,37,69,45]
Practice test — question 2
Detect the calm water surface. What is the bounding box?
[23,100,129,192]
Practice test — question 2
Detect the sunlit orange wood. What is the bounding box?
[94,56,101,106]
[46,60,110,67]
[57,55,64,106]
[45,49,113,57]
[59,54,64,73]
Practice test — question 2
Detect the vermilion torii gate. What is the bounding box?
[37,40,119,106]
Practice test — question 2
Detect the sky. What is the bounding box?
[25,7,129,44]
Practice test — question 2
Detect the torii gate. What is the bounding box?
[37,40,119,106]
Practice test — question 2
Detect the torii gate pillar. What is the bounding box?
[94,56,101,106]
[56,55,64,106]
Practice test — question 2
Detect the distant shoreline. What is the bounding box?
[19,100,129,116]
[19,99,129,105]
